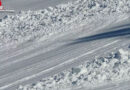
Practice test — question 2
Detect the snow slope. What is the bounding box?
[0,0,130,90]
[0,17,129,90]
[17,48,130,90]
[0,0,130,48]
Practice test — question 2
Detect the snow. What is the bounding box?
[0,0,130,48]
[16,48,130,90]
[3,0,74,11]
[0,0,130,90]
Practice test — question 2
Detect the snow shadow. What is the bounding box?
[69,27,130,45]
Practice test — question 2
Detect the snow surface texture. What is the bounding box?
[17,48,130,90]
[0,0,130,48]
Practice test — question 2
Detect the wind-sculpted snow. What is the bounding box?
[17,49,130,90]
[0,0,130,47]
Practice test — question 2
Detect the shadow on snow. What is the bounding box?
[69,27,130,45]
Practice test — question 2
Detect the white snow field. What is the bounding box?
[0,0,130,90]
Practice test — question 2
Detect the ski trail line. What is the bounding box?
[0,40,120,90]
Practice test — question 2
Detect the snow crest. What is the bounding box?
[17,48,130,90]
[0,0,130,48]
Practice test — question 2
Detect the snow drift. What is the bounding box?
[17,48,130,90]
[0,0,130,48]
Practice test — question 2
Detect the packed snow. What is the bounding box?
[0,0,130,90]
[16,48,130,90]
[0,0,130,48]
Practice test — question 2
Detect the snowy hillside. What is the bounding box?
[0,0,130,48]
[0,0,130,90]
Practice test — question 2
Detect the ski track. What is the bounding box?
[0,18,129,90]
[0,40,121,90]
[0,15,128,66]
[0,37,130,90]
[0,40,120,80]
[0,19,130,90]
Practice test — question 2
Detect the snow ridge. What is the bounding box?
[0,0,130,48]
[17,48,130,90]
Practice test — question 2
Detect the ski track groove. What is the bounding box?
[0,38,118,78]
[0,39,121,90]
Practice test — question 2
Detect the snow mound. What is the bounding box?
[0,0,130,48]
[17,48,130,90]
